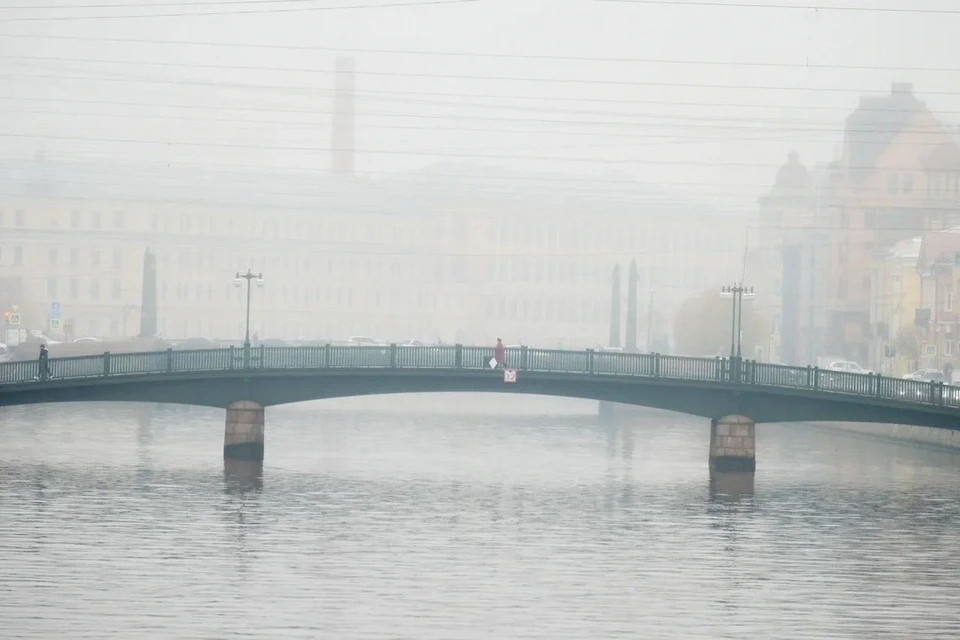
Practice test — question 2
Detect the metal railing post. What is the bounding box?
[455,344,463,368]
[390,343,397,368]
[165,348,173,373]
[259,344,265,368]
[520,346,528,371]
[587,348,594,374]
[229,345,235,370]
[103,351,111,376]
[325,343,332,368]
[653,352,661,377]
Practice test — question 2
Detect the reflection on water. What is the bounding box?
[709,471,755,503]
[1,399,959,639]
[223,459,264,493]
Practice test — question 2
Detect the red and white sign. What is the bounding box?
[503,369,518,383]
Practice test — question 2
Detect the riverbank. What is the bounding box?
[811,421,960,451]
[601,403,960,452]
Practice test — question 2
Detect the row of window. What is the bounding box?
[486,298,606,324]
[0,206,736,255]
[888,171,960,196]
[45,277,123,301]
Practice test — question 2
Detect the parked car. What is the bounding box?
[347,336,383,346]
[903,369,947,383]
[825,360,873,374]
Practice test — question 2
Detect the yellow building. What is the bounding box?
[869,236,921,375]
[825,82,960,366]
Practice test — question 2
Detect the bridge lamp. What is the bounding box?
[235,269,264,350]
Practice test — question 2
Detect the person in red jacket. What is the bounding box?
[495,338,506,369]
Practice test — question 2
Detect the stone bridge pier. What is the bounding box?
[224,401,265,461]
[709,414,756,472]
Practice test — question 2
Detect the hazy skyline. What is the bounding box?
[3,0,959,214]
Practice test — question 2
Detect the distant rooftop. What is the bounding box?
[0,157,742,220]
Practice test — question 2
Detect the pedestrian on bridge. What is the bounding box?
[495,338,506,369]
[38,344,51,381]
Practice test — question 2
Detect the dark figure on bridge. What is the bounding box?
[495,338,506,369]
[38,344,51,381]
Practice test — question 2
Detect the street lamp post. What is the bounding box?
[234,270,264,365]
[720,283,755,378]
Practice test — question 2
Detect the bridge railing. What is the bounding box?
[2,345,959,411]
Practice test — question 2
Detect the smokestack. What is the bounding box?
[625,259,638,352]
[332,56,356,177]
[139,248,158,338]
[609,264,621,348]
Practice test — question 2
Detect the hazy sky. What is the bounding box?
[1,0,959,212]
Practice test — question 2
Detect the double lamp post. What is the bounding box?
[720,283,755,378]
[234,269,264,365]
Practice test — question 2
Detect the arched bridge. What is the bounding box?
[2,344,958,470]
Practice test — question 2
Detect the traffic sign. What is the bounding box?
[503,369,518,384]
[49,318,62,332]
[51,301,61,319]
[8,313,20,326]
[488,357,498,369]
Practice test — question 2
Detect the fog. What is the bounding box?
[2,0,959,367]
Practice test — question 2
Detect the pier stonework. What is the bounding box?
[224,401,265,461]
[709,414,756,472]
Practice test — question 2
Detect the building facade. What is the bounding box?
[0,162,745,349]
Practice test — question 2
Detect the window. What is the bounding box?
[70,248,78,266]
[113,211,125,229]
[90,279,100,300]
[15,210,24,226]
[151,213,159,232]
[948,293,955,312]
[69,278,79,299]
[887,173,899,193]
[46,278,57,298]
[91,211,101,229]
[71,210,81,228]
[903,173,914,193]
[111,279,121,300]
[948,340,955,357]
[112,249,122,268]
[91,250,100,266]
[14,246,22,265]
[48,247,58,265]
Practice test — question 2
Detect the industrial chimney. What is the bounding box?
[332,56,356,177]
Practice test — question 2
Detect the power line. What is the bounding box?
[6,57,960,97]
[0,0,477,22]
[5,89,960,122]
[5,0,421,9]
[0,31,956,74]
[597,0,960,15]
[3,150,954,195]
[8,102,960,143]
[0,131,918,168]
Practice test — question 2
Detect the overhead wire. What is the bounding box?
[596,0,960,16]
[0,32,956,74]
[0,0,479,22]
[5,58,960,97]
[6,132,960,174]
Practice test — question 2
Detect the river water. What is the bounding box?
[1,395,959,639]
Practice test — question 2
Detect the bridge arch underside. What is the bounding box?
[3,370,960,431]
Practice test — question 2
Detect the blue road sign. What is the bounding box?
[51,301,61,318]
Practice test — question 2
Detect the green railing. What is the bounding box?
[0,345,957,410]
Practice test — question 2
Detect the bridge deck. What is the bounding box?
[0,345,956,412]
